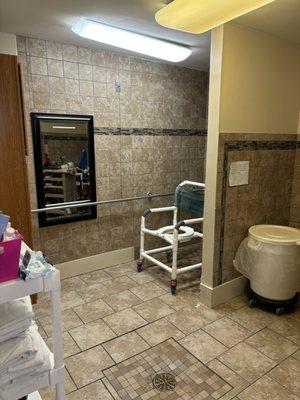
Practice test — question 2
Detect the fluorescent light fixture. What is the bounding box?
[155,0,275,34]
[52,125,76,129]
[71,19,192,62]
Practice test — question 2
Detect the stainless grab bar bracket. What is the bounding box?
[147,192,155,200]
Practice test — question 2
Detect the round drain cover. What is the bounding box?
[153,373,176,391]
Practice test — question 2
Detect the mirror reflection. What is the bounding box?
[32,114,96,226]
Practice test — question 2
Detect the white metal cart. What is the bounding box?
[0,247,65,400]
[137,180,205,294]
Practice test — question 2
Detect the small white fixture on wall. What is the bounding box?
[71,19,192,62]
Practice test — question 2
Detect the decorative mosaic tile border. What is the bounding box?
[94,127,207,136]
[225,140,299,151]
[218,140,299,284]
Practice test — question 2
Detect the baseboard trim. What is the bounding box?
[55,247,135,279]
[200,276,248,308]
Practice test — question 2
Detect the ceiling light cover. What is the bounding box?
[71,19,192,62]
[155,0,276,34]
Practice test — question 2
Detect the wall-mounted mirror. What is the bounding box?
[31,113,97,227]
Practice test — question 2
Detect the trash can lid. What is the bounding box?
[249,225,300,245]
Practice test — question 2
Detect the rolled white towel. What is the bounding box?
[0,297,34,343]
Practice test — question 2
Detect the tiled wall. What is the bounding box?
[16,36,208,263]
[17,36,208,130]
[290,140,300,228]
[214,133,298,285]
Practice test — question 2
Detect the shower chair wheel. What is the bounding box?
[137,261,144,273]
[166,251,172,264]
[249,299,257,308]
[170,280,177,295]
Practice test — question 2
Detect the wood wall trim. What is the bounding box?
[0,54,33,245]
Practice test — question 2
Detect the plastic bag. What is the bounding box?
[234,236,300,300]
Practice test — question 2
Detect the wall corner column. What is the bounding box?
[200,25,224,307]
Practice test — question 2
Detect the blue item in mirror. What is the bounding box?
[77,149,88,170]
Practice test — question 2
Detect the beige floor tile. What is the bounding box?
[165,308,212,334]
[293,349,300,360]
[79,269,111,285]
[61,276,87,292]
[103,308,147,335]
[159,286,201,311]
[45,331,80,358]
[73,298,114,323]
[137,318,184,346]
[101,377,121,400]
[207,359,249,400]
[224,295,248,310]
[213,303,236,316]
[33,293,51,318]
[128,271,157,284]
[152,277,170,291]
[69,319,116,351]
[77,283,115,302]
[179,329,227,363]
[290,306,300,321]
[65,345,114,388]
[36,320,47,339]
[218,342,276,382]
[268,357,300,396]
[203,317,252,347]
[40,368,75,398]
[228,306,275,333]
[61,290,85,310]
[103,331,150,363]
[66,380,114,399]
[269,316,300,345]
[105,275,137,292]
[133,297,175,322]
[38,309,83,336]
[130,281,166,301]
[194,303,224,321]
[106,262,135,278]
[245,328,299,362]
[238,375,299,400]
[105,289,141,312]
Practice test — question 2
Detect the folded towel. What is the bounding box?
[0,372,48,400]
[0,297,34,343]
[0,325,37,376]
[0,352,53,400]
[0,324,52,387]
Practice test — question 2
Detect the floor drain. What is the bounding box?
[153,373,176,391]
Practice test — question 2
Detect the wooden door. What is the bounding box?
[0,54,32,245]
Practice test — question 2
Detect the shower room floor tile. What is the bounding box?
[36,259,300,400]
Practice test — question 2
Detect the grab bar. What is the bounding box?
[31,191,175,213]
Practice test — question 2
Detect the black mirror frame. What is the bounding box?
[31,112,97,227]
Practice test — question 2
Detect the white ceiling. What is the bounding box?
[0,0,211,70]
[0,0,299,71]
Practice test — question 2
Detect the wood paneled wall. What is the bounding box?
[0,54,32,244]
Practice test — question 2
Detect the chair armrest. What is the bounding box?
[142,206,177,217]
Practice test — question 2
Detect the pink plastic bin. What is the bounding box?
[0,234,23,283]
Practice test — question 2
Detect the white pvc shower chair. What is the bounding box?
[137,180,205,294]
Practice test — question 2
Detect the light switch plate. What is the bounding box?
[115,81,121,92]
